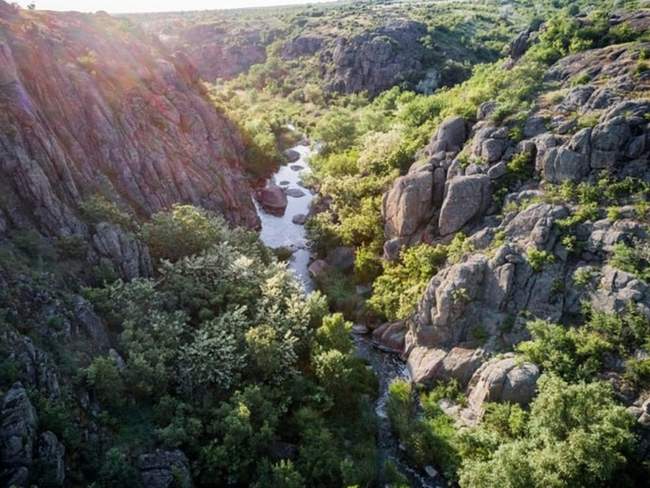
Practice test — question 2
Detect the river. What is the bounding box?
[255,140,441,488]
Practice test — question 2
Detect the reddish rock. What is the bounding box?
[372,321,406,353]
[255,185,288,216]
[0,6,259,275]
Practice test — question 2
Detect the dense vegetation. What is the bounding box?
[1,0,649,486]
[205,1,650,486]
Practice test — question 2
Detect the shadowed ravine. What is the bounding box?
[255,141,441,488]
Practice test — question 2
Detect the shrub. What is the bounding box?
[80,195,136,230]
[369,243,447,321]
[526,248,555,272]
[458,375,635,488]
[517,320,612,381]
[141,205,225,262]
[84,356,126,408]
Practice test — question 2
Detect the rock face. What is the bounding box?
[386,40,650,417]
[0,6,259,278]
[324,20,428,96]
[36,432,65,487]
[0,383,38,486]
[282,35,325,60]
[138,450,193,488]
[140,21,270,81]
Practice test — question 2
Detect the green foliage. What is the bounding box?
[369,243,447,321]
[141,205,226,262]
[609,241,650,282]
[84,356,126,409]
[517,320,613,381]
[458,375,635,488]
[387,379,460,479]
[81,204,377,486]
[80,195,136,231]
[526,248,555,272]
[97,448,142,488]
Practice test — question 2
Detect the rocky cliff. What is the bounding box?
[0,2,258,279]
[380,25,650,424]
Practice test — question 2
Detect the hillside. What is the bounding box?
[1,1,650,487]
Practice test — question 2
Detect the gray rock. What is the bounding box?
[541,147,590,183]
[467,355,539,413]
[92,223,152,280]
[326,20,428,96]
[487,161,507,179]
[291,213,307,225]
[284,149,300,162]
[427,116,467,154]
[326,246,355,271]
[138,450,193,488]
[286,188,306,198]
[255,184,287,216]
[290,164,304,171]
[372,321,406,352]
[308,259,329,279]
[438,175,491,235]
[481,138,506,163]
[36,432,65,487]
[281,35,324,60]
[383,168,433,240]
[406,345,485,385]
[0,383,38,485]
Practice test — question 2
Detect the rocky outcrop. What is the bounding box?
[282,35,325,60]
[438,175,491,236]
[138,450,193,488]
[139,20,270,81]
[36,432,65,487]
[255,184,288,216]
[324,20,429,96]
[0,6,259,278]
[388,40,650,418]
[406,345,485,386]
[0,383,38,487]
[91,224,153,280]
[464,355,539,421]
[382,116,472,250]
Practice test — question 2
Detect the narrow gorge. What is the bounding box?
[1,1,650,488]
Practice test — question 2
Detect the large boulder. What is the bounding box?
[372,321,407,353]
[406,345,485,385]
[467,355,540,412]
[0,383,38,487]
[426,116,468,155]
[541,147,590,183]
[138,450,193,488]
[438,175,491,236]
[255,184,288,216]
[382,168,434,241]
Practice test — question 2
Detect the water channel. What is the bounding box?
[255,140,441,488]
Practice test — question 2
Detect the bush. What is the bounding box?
[141,205,226,262]
[369,244,448,321]
[458,375,635,488]
[84,356,126,408]
[526,248,555,272]
[80,195,136,230]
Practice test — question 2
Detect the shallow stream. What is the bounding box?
[255,141,441,488]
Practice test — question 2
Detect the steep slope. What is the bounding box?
[0,1,258,279]
[381,21,650,422]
